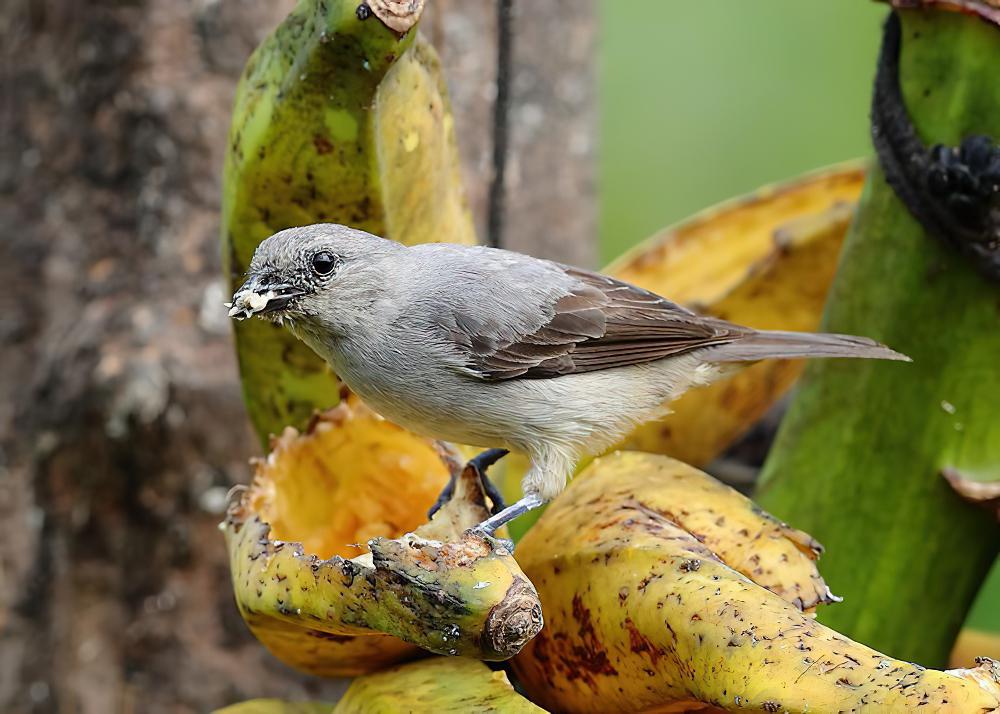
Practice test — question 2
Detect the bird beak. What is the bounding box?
[227,274,308,321]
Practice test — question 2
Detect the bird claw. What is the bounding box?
[427,448,510,520]
[468,528,515,553]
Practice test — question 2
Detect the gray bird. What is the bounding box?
[228,224,909,534]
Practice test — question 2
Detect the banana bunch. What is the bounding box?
[221,0,474,443]
[223,396,541,677]
[220,162,1000,709]
[511,452,1000,713]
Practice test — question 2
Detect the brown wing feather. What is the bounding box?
[467,266,750,380]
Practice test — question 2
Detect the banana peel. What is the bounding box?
[222,0,475,443]
[512,452,1000,713]
[603,455,840,613]
[215,658,547,713]
[223,397,542,676]
[495,165,866,539]
[215,702,333,714]
[609,164,865,466]
[334,658,546,713]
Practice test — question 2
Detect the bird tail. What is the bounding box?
[703,330,911,363]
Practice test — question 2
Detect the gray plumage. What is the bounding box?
[229,224,909,523]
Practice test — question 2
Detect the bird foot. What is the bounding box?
[428,448,510,520]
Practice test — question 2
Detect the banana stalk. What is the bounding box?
[222,0,475,443]
[223,397,541,676]
[512,452,1000,713]
[756,7,1000,666]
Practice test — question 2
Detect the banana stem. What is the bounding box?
[756,7,1000,666]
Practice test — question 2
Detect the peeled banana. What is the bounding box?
[223,397,541,676]
[512,451,1000,713]
[221,0,475,443]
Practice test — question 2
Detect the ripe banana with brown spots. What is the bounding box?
[512,452,1000,713]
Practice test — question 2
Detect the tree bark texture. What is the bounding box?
[0,1,595,712]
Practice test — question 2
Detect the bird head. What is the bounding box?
[228,223,399,336]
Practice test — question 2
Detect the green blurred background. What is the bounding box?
[597,0,997,645]
[599,0,883,262]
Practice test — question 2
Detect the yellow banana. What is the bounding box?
[223,396,541,677]
[215,701,332,714]
[512,452,1000,713]
[221,0,475,443]
[215,658,548,713]
[598,454,840,612]
[609,164,865,466]
[334,658,547,713]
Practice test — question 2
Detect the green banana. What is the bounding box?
[221,0,475,443]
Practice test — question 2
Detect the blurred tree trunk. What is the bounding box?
[429,0,597,264]
[0,1,594,712]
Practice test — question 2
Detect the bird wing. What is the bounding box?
[440,258,750,381]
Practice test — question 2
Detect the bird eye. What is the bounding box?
[311,251,338,276]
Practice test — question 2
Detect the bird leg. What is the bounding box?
[428,448,509,519]
[472,492,545,536]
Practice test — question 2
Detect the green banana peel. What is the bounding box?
[757,8,1000,666]
[222,0,475,443]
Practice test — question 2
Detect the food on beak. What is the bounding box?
[227,283,306,320]
[228,288,279,320]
